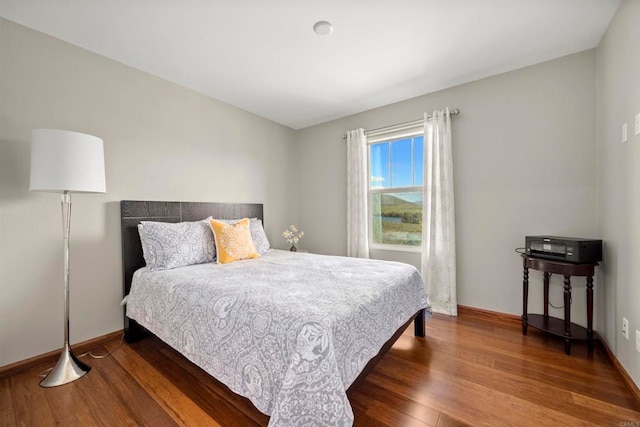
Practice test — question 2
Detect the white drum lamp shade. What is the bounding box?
[30,129,106,193]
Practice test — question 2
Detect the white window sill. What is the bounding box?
[369,244,422,253]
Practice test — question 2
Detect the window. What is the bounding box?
[369,133,423,249]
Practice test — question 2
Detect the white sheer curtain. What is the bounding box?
[422,108,457,315]
[346,128,369,258]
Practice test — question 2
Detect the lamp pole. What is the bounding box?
[39,191,91,387]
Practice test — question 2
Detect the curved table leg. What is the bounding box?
[563,275,572,355]
[522,266,529,335]
[586,275,594,352]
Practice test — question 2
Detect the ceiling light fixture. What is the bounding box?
[313,21,333,36]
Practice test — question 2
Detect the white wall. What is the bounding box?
[0,18,298,367]
[297,51,597,325]
[596,0,640,387]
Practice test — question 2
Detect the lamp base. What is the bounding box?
[39,344,91,388]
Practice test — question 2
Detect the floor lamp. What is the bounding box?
[30,129,106,388]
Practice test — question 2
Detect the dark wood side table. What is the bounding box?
[521,254,599,355]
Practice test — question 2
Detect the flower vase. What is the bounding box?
[290,244,297,252]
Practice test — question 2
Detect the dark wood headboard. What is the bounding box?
[120,199,264,303]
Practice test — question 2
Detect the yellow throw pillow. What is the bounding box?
[209,218,260,264]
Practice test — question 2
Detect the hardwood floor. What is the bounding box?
[3,311,639,426]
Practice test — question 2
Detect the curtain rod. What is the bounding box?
[341,108,460,140]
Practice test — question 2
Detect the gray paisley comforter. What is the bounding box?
[126,250,430,426]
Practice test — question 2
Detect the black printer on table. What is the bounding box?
[525,236,602,263]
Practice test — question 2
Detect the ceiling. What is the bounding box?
[0,0,621,129]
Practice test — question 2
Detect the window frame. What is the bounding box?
[367,129,424,252]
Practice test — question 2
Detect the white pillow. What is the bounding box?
[138,217,214,271]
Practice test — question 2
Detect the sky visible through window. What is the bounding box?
[370,136,423,201]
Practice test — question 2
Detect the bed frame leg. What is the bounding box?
[124,317,142,343]
[414,309,425,337]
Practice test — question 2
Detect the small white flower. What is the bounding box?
[283,225,304,245]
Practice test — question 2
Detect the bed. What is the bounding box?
[121,200,430,426]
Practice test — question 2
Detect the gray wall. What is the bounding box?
[596,0,640,387]
[0,18,298,366]
[297,50,597,326]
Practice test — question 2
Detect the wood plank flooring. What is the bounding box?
[3,311,639,426]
